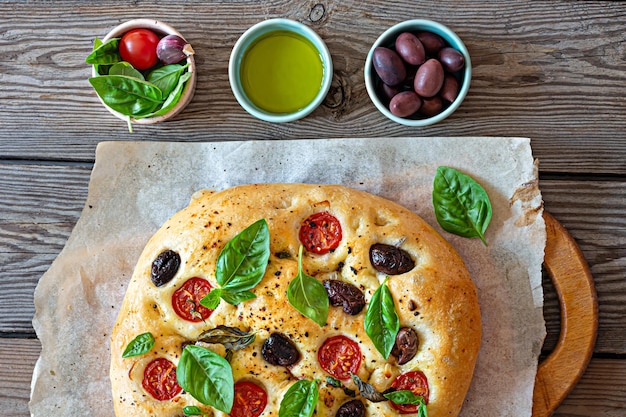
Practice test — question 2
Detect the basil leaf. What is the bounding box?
[287,246,329,327]
[109,62,144,80]
[216,218,270,292]
[383,390,426,405]
[197,325,256,351]
[182,405,203,416]
[278,379,319,417]
[138,71,191,119]
[364,276,399,359]
[350,374,387,403]
[147,63,189,97]
[85,37,121,65]
[88,75,163,117]
[176,345,234,413]
[418,402,428,417]
[432,166,492,246]
[199,288,222,310]
[121,332,154,358]
[221,289,256,305]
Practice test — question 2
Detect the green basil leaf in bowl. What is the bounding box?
[432,166,492,245]
[147,63,189,97]
[108,61,145,80]
[138,71,191,119]
[88,75,163,117]
[86,37,121,66]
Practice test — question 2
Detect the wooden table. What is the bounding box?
[1,1,624,416]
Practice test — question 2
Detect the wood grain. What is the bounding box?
[0,1,625,174]
[1,0,625,415]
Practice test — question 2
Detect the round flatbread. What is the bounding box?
[110,183,481,417]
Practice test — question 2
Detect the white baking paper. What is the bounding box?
[31,137,546,417]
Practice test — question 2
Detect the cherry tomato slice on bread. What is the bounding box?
[119,28,160,70]
[318,335,362,380]
[231,381,268,417]
[299,212,342,254]
[142,357,182,401]
[389,370,430,414]
[171,277,214,322]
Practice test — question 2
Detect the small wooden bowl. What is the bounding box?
[91,19,196,125]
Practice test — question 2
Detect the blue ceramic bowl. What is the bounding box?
[364,19,471,126]
[229,18,333,123]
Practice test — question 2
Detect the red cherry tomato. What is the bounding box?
[142,357,182,401]
[171,277,214,322]
[318,335,362,380]
[119,28,160,70]
[299,212,342,254]
[231,381,268,417]
[389,370,430,414]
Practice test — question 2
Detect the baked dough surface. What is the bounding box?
[110,183,481,417]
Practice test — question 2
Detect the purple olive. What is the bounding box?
[414,58,444,98]
[389,91,422,118]
[416,31,446,55]
[395,32,426,66]
[156,35,195,65]
[372,47,406,87]
[438,47,465,72]
[440,74,460,103]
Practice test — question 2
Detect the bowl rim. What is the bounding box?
[228,18,333,123]
[364,19,472,127]
[91,18,196,125]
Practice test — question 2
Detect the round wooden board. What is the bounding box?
[532,212,599,416]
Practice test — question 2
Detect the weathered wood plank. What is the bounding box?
[0,163,90,333]
[0,1,625,174]
[0,338,40,417]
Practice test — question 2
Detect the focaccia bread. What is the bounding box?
[110,183,481,417]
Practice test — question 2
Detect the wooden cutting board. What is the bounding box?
[532,212,598,416]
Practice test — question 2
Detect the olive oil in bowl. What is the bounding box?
[229,18,333,122]
[240,30,324,114]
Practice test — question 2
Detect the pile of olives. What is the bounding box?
[371,30,466,119]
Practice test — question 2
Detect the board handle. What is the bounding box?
[532,212,598,416]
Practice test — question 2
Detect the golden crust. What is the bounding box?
[110,183,481,417]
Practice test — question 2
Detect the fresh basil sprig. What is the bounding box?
[200,219,270,310]
[121,332,155,358]
[432,166,493,246]
[176,345,234,413]
[364,276,399,359]
[278,379,319,417]
[287,245,329,327]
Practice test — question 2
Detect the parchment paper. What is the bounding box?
[31,137,546,417]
